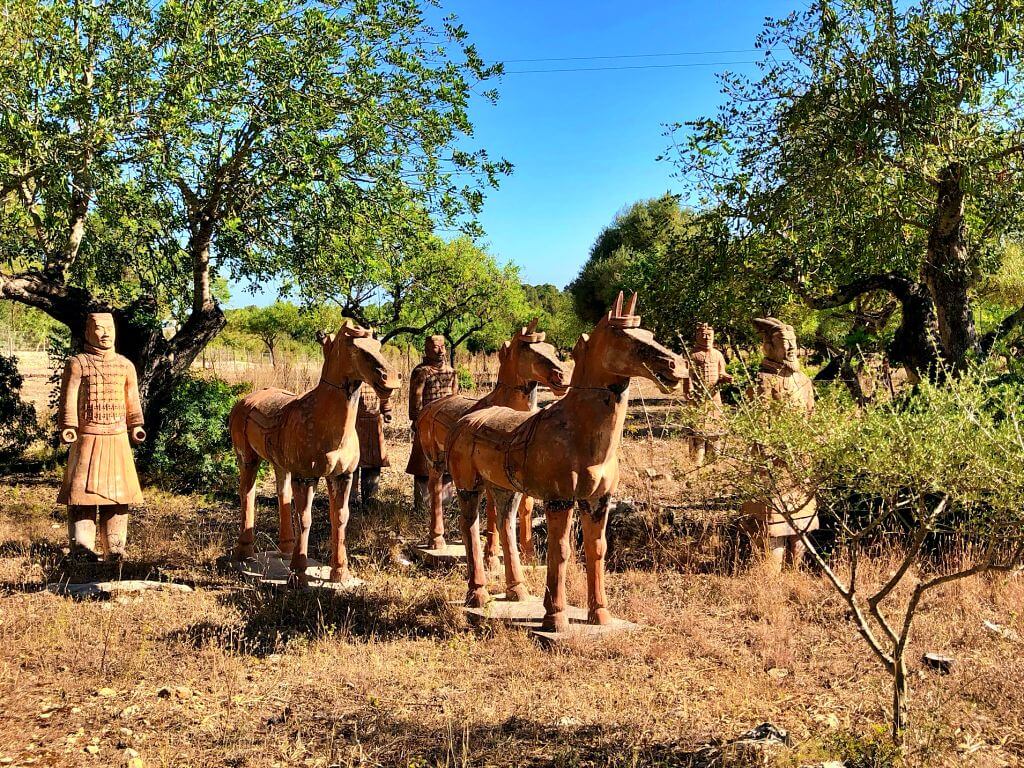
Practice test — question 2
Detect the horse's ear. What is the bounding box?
[526,317,539,334]
[572,333,589,361]
[626,292,637,316]
[613,291,624,317]
[498,340,511,361]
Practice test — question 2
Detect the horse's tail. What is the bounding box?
[228,395,259,466]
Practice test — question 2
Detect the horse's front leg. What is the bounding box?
[483,488,501,572]
[326,473,354,583]
[232,456,262,561]
[274,465,294,555]
[426,465,447,549]
[289,478,317,587]
[457,488,489,607]
[579,494,612,625]
[518,495,536,562]
[491,488,530,601]
[542,499,575,633]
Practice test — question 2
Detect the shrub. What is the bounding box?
[0,353,43,464]
[148,375,252,494]
[723,369,1024,744]
[456,365,474,392]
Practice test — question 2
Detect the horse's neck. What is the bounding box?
[483,356,537,409]
[545,380,630,466]
[301,376,360,443]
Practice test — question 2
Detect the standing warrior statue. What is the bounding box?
[742,316,817,568]
[354,382,393,507]
[683,322,732,466]
[57,312,146,561]
[406,335,458,524]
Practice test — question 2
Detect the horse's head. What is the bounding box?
[498,318,569,396]
[574,292,685,394]
[317,322,402,398]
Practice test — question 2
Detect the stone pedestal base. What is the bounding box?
[462,594,639,646]
[228,551,364,591]
[46,579,193,599]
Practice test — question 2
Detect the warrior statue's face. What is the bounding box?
[426,335,446,362]
[85,313,116,351]
[695,324,714,349]
[766,328,800,372]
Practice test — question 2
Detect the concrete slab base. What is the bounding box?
[462,594,639,646]
[46,579,194,599]
[228,551,365,591]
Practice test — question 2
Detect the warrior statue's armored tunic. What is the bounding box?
[354,384,392,505]
[406,335,458,515]
[57,313,146,561]
[742,317,817,567]
[58,348,145,506]
[405,340,458,477]
[683,323,731,466]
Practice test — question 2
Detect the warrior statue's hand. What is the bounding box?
[130,426,147,444]
[61,428,78,444]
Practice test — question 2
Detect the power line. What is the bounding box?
[496,48,759,64]
[502,59,765,74]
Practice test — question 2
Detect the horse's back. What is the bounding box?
[230,387,298,459]
[419,394,483,464]
[446,406,533,490]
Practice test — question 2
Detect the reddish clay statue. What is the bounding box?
[416,320,569,580]
[228,322,400,583]
[406,335,458,525]
[742,317,818,568]
[57,312,146,561]
[683,322,732,466]
[354,383,393,507]
[446,293,685,630]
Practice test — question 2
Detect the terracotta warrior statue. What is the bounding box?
[683,322,732,466]
[406,335,458,520]
[354,381,393,507]
[57,312,146,561]
[742,316,817,568]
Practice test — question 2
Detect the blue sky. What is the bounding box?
[230,0,798,306]
[445,1,798,289]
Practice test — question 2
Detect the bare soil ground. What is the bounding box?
[2,355,1023,767]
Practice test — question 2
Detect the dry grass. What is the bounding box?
[3,353,1023,767]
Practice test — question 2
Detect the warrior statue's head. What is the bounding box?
[424,334,446,365]
[694,322,714,350]
[85,313,116,352]
[754,317,800,373]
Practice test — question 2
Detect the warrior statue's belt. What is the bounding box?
[79,423,130,435]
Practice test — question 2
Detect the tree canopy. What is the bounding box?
[0,0,508,422]
[667,0,1024,375]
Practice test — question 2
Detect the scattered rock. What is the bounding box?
[96,687,118,698]
[555,716,581,728]
[983,620,1020,642]
[85,744,100,755]
[767,667,790,679]
[735,722,790,745]
[922,652,954,674]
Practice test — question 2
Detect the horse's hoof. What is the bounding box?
[329,568,352,584]
[465,587,490,608]
[277,541,295,556]
[287,571,310,590]
[427,536,446,550]
[588,607,612,625]
[232,543,255,561]
[484,556,501,573]
[541,612,569,633]
[506,583,532,602]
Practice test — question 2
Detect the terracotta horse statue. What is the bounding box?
[446,293,684,630]
[416,320,569,586]
[228,322,400,584]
